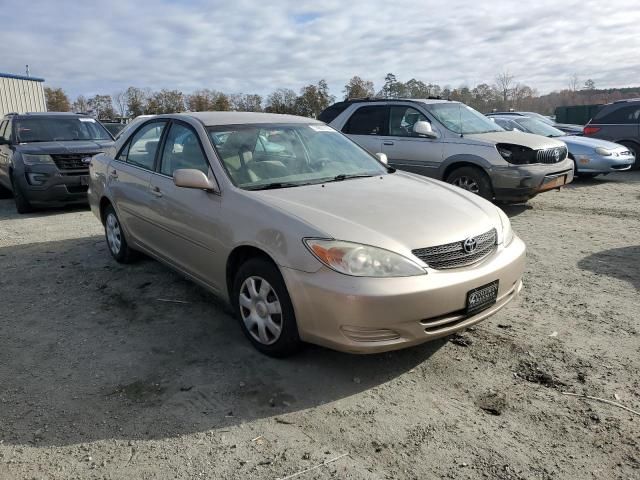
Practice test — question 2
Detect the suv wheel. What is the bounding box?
[11,173,34,214]
[232,257,301,357]
[104,205,136,263]
[446,166,493,200]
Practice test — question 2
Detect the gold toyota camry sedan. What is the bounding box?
[89,112,526,357]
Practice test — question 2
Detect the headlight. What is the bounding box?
[594,147,612,156]
[304,239,426,277]
[497,208,514,246]
[495,143,533,165]
[22,154,55,165]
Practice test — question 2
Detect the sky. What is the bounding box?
[1,0,639,99]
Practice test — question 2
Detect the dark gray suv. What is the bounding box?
[0,112,114,213]
[583,99,640,169]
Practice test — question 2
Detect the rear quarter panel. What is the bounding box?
[88,153,111,221]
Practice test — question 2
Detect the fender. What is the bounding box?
[438,153,494,180]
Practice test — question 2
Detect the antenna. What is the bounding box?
[25,65,30,77]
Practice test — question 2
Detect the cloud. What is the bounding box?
[1,0,638,98]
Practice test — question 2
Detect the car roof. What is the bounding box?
[170,111,323,126]
[7,112,92,119]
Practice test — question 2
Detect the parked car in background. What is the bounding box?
[583,99,640,169]
[89,112,525,356]
[0,112,114,213]
[100,121,126,138]
[488,111,584,135]
[489,115,635,177]
[322,99,573,203]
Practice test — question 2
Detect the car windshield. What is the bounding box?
[15,117,112,143]
[515,117,565,137]
[428,104,504,134]
[524,112,555,125]
[207,123,388,190]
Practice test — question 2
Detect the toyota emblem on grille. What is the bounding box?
[463,237,478,254]
[553,148,561,162]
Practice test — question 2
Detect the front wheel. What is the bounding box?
[446,166,493,200]
[232,257,301,357]
[11,173,34,214]
[103,204,136,263]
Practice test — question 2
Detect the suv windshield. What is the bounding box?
[208,123,387,190]
[515,117,565,137]
[428,103,503,135]
[15,117,112,143]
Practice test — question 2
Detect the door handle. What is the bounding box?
[110,169,118,179]
[383,141,394,146]
[151,186,163,197]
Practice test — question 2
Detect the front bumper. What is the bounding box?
[281,235,526,354]
[491,159,574,202]
[15,164,89,205]
[574,153,635,174]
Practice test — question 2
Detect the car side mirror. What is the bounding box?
[375,152,388,165]
[413,121,438,139]
[173,169,219,193]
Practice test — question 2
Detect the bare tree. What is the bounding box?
[568,74,580,92]
[113,90,128,117]
[495,72,515,105]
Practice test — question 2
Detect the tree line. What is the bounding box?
[43,73,640,121]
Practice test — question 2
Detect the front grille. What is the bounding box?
[536,146,567,164]
[51,153,92,170]
[412,228,497,269]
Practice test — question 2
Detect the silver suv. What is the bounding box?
[321,99,574,202]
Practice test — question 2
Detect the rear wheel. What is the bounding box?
[232,257,301,357]
[103,204,136,263]
[446,166,493,200]
[11,172,34,214]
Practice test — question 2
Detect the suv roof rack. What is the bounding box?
[613,97,640,104]
[318,97,450,123]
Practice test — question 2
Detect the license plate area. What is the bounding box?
[539,175,566,192]
[466,280,499,315]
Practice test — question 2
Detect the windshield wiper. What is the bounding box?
[245,182,308,191]
[326,173,373,183]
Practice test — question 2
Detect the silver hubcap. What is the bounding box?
[452,176,480,194]
[239,276,283,345]
[106,213,122,255]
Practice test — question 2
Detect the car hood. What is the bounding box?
[560,135,626,150]
[466,130,565,150]
[17,140,113,155]
[253,173,501,258]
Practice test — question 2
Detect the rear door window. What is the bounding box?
[594,105,640,124]
[342,106,388,135]
[125,121,167,170]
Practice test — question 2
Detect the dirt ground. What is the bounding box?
[0,172,638,480]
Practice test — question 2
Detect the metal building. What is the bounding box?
[0,72,47,117]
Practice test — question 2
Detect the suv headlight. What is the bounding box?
[497,208,514,246]
[496,143,533,165]
[22,154,55,165]
[304,239,426,277]
[594,147,612,156]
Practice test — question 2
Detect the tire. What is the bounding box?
[446,166,493,200]
[10,172,34,214]
[103,204,136,263]
[232,257,301,357]
[619,141,640,170]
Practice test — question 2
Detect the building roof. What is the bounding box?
[0,72,45,83]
